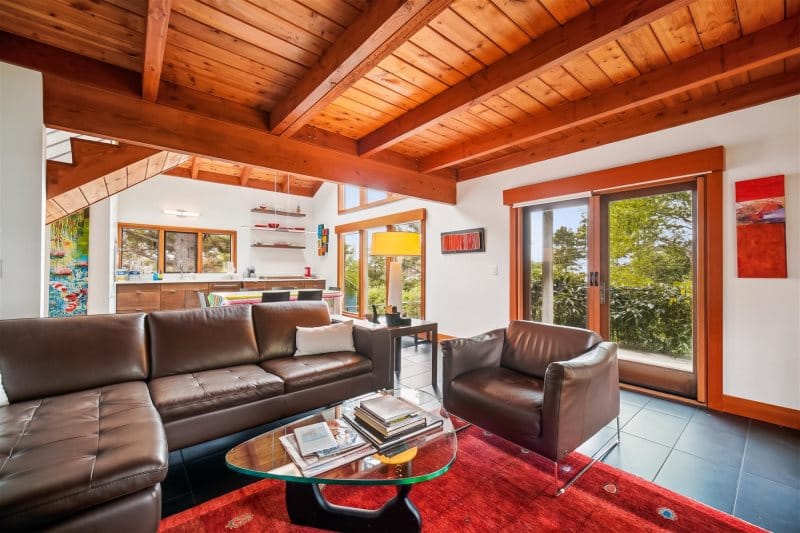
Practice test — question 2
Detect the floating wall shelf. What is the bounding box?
[251,208,306,218]
[250,227,306,233]
[251,243,306,250]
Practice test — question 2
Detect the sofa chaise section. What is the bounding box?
[0,314,167,532]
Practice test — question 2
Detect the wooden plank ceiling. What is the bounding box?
[1,0,797,196]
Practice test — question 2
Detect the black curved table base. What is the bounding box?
[285,482,421,532]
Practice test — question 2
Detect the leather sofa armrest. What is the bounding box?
[541,342,619,461]
[442,328,505,398]
[352,323,392,391]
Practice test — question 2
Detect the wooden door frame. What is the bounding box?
[504,147,724,409]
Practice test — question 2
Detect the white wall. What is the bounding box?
[315,95,800,410]
[86,197,117,314]
[116,175,318,278]
[0,63,46,319]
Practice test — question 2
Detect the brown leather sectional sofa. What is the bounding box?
[0,302,391,532]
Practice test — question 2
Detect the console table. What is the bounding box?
[384,318,438,391]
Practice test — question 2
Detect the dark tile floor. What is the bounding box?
[162,339,800,532]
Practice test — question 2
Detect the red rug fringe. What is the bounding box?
[160,426,763,532]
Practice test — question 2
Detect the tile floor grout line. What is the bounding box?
[650,408,693,482]
[731,419,752,516]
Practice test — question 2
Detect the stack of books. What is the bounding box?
[279,419,374,477]
[345,394,443,451]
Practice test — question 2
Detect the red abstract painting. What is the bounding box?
[441,228,485,254]
[735,175,787,278]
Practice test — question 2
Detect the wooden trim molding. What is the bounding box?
[721,395,800,430]
[334,209,426,234]
[337,184,403,214]
[704,171,724,410]
[503,147,724,205]
[509,207,523,321]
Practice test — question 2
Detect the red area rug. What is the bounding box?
[160,426,762,532]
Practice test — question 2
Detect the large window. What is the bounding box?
[338,184,402,214]
[336,209,426,319]
[118,224,236,274]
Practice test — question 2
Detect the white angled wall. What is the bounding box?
[315,95,800,411]
[0,63,46,319]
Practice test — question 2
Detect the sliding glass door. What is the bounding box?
[521,183,699,398]
[522,199,589,328]
[601,183,697,398]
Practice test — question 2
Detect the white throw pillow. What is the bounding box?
[0,371,8,407]
[295,321,355,356]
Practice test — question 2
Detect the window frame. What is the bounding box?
[117,222,237,274]
[335,209,426,319]
[337,184,403,214]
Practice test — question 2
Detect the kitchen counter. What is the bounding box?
[116,276,320,285]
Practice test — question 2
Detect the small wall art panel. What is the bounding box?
[441,227,485,254]
[735,175,787,278]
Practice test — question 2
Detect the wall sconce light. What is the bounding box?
[162,209,200,217]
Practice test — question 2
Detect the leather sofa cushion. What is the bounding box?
[501,321,602,378]
[260,353,371,393]
[0,313,148,402]
[148,306,259,378]
[0,382,167,530]
[253,301,331,360]
[149,365,284,422]
[448,367,544,445]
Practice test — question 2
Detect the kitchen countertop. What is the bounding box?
[116,276,320,285]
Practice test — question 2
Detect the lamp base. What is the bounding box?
[387,260,403,314]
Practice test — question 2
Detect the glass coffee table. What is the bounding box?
[226,388,457,532]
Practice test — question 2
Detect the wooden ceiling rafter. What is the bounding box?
[46,138,158,199]
[269,0,452,137]
[142,0,172,101]
[43,74,457,203]
[239,165,252,186]
[162,165,320,198]
[420,17,800,172]
[356,0,696,157]
[189,156,199,178]
[458,69,800,180]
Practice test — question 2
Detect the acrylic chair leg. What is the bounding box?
[554,417,621,497]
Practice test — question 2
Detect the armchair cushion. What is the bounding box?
[446,367,544,448]
[501,320,602,378]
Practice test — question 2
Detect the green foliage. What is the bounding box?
[529,191,694,359]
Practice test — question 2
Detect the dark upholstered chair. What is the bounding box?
[261,291,291,302]
[297,289,323,301]
[442,320,619,495]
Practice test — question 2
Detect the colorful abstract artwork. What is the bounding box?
[317,224,329,256]
[441,227,485,254]
[735,175,787,278]
[48,209,90,316]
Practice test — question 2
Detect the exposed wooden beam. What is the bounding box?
[189,156,200,179]
[163,167,319,198]
[357,0,693,157]
[459,70,800,180]
[142,0,172,101]
[0,31,449,178]
[47,138,158,198]
[421,17,800,172]
[43,76,457,203]
[239,165,252,186]
[270,0,451,137]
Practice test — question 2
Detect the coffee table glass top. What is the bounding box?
[226,388,457,486]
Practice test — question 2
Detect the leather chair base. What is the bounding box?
[45,485,161,533]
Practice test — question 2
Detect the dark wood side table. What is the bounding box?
[384,318,438,391]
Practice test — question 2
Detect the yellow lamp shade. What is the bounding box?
[369,231,421,257]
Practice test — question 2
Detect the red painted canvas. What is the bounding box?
[735,175,787,278]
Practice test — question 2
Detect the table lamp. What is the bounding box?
[369,231,421,314]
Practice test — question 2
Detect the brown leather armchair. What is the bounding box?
[442,320,620,495]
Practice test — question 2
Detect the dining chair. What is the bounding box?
[261,291,291,302]
[297,289,323,301]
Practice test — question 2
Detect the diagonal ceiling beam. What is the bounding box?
[357,0,694,157]
[421,17,800,172]
[142,0,172,101]
[239,165,252,186]
[189,156,200,178]
[43,75,457,203]
[47,138,159,198]
[270,0,452,137]
[458,69,800,180]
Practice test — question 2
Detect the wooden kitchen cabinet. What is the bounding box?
[303,279,325,289]
[161,283,209,310]
[207,281,243,292]
[242,281,267,290]
[116,284,161,313]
